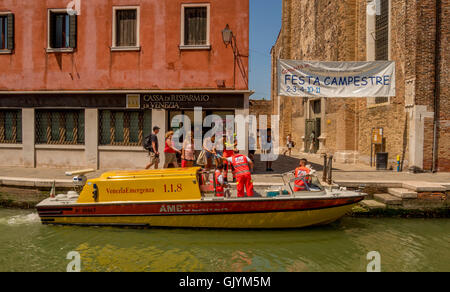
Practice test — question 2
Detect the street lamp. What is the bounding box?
[222,24,249,89]
[222,24,233,47]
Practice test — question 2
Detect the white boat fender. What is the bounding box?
[55,194,68,201]
[67,191,79,199]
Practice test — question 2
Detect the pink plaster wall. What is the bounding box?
[0,0,249,91]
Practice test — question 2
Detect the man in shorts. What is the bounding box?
[145,126,160,169]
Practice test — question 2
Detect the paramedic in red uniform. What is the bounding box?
[211,164,226,197]
[222,135,236,182]
[223,150,254,197]
[293,158,311,192]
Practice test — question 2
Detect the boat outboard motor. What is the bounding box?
[72,175,87,187]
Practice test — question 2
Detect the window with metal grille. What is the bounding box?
[49,11,76,49]
[184,7,207,46]
[115,9,137,47]
[35,110,84,145]
[0,110,22,144]
[375,0,389,104]
[99,110,152,146]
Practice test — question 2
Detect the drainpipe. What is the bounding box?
[432,0,441,173]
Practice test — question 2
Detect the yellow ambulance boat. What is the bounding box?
[36,167,365,229]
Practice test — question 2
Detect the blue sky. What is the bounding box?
[249,0,282,100]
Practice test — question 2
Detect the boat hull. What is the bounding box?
[37,196,363,229]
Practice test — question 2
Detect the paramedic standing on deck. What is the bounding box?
[211,164,227,197]
[223,149,254,197]
[223,134,237,182]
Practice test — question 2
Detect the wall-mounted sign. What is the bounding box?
[372,128,383,145]
[141,93,243,110]
[126,94,141,109]
[142,94,210,110]
[278,60,396,97]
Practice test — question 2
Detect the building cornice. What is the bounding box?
[0,90,254,95]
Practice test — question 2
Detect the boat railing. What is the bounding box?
[282,171,324,193]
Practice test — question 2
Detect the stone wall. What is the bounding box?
[436,0,449,172]
[249,99,273,130]
[272,0,359,155]
[354,0,410,168]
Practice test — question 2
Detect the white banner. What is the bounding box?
[278,60,396,97]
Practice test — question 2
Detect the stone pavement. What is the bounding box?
[250,153,450,186]
[0,152,449,188]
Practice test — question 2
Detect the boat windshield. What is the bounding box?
[285,173,324,192]
[306,175,324,191]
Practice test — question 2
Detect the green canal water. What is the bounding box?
[0,208,449,272]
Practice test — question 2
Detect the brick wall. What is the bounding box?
[249,100,273,130]
[271,0,449,171]
[436,0,449,171]
[272,0,359,154]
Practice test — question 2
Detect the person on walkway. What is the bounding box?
[293,158,311,192]
[223,149,254,197]
[203,135,217,171]
[163,131,181,168]
[248,132,256,162]
[262,129,274,172]
[181,131,195,168]
[309,131,316,153]
[145,126,160,170]
[222,134,236,182]
[214,135,224,167]
[210,164,227,197]
[283,134,294,156]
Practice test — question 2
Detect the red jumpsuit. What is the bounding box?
[210,169,225,197]
[223,149,235,181]
[231,154,254,197]
[293,166,311,192]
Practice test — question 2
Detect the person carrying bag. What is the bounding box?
[196,149,207,166]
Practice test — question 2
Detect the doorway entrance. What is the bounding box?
[305,118,321,153]
[305,99,322,153]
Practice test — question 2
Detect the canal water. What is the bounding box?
[0,208,449,272]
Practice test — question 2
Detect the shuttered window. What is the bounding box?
[0,13,14,51]
[184,7,207,46]
[115,9,137,47]
[49,11,76,49]
[0,16,6,49]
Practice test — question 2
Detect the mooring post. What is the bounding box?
[327,155,333,185]
[322,154,328,182]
